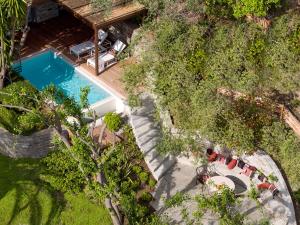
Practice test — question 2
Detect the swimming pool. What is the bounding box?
[18,50,110,105]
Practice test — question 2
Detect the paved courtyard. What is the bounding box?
[130,93,297,225]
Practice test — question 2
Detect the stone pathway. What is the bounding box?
[129,94,297,225]
[129,93,177,180]
[129,94,199,211]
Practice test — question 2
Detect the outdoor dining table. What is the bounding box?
[206,176,235,192]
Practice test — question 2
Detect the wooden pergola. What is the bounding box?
[55,0,146,75]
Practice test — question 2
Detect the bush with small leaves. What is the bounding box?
[148,178,157,189]
[139,171,149,184]
[0,107,17,132]
[132,165,143,174]
[140,191,153,202]
[103,112,122,132]
[0,81,38,108]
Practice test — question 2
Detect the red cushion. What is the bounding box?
[208,152,218,162]
[227,159,237,169]
[257,182,272,189]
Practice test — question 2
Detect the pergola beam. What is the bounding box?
[94,26,99,76]
[54,0,146,75]
[55,0,145,30]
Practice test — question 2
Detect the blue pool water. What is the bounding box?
[18,50,110,105]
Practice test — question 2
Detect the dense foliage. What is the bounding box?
[42,138,88,193]
[0,81,45,134]
[165,188,246,224]
[104,112,122,132]
[0,154,112,225]
[124,5,300,191]
[0,0,26,88]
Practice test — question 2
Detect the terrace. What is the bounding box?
[21,0,145,100]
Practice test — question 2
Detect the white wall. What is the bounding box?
[90,96,117,117]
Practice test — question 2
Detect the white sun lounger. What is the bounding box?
[111,39,127,55]
[87,52,116,73]
[69,29,108,59]
[86,40,126,73]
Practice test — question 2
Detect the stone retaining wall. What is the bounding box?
[0,127,54,158]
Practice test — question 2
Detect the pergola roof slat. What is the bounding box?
[60,0,90,10]
[55,0,146,29]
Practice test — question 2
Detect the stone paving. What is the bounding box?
[0,127,54,158]
[129,94,297,225]
[129,93,176,180]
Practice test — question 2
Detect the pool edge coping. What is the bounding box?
[16,47,126,110]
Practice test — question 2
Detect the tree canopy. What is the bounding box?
[123,4,300,191]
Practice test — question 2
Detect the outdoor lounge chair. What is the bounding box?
[69,29,108,59]
[237,159,246,169]
[225,156,232,165]
[227,159,237,170]
[240,165,256,178]
[208,151,218,162]
[86,40,126,73]
[257,182,279,198]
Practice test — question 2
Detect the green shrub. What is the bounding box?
[15,111,45,135]
[120,193,149,224]
[247,185,259,200]
[104,112,122,132]
[268,173,278,182]
[120,181,132,194]
[132,165,143,174]
[140,191,153,202]
[0,81,38,108]
[261,122,300,190]
[42,147,86,193]
[138,171,149,184]
[0,106,17,132]
[131,180,141,190]
[148,178,157,189]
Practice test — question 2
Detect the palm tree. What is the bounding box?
[0,0,26,89]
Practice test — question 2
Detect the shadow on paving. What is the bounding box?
[226,175,248,195]
[0,154,66,225]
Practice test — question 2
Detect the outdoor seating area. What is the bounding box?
[20,9,137,99]
[69,29,109,59]
[68,27,127,73]
[201,148,281,198]
[86,39,127,73]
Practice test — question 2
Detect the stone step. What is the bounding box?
[140,138,158,154]
[144,147,159,162]
[131,107,155,117]
[129,94,176,181]
[145,154,176,180]
[136,130,160,148]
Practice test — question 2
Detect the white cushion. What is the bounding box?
[87,53,115,68]
[112,40,126,53]
[98,29,108,44]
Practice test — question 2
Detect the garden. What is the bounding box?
[123,0,300,214]
[0,154,112,225]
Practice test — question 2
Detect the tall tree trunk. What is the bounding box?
[96,172,123,225]
[9,18,16,58]
[0,68,5,89]
[0,37,6,89]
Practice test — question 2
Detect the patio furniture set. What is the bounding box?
[200,148,280,198]
[69,29,127,73]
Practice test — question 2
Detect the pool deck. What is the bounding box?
[21,10,128,100]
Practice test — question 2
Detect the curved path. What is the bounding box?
[129,93,297,224]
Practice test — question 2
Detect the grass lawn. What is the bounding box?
[0,154,112,225]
